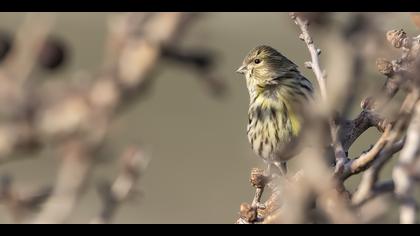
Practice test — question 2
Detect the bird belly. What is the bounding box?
[247,106,293,162]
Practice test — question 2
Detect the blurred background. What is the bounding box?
[0,12,418,223]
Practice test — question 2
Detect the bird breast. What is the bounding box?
[246,95,295,161]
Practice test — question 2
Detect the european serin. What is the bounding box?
[236,45,313,175]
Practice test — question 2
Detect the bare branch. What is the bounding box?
[290,13,328,101]
[290,12,349,175]
[342,128,404,179]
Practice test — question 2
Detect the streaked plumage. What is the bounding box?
[237,45,313,175]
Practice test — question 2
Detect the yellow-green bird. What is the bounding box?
[236,45,313,176]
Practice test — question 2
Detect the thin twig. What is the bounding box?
[290,12,348,175]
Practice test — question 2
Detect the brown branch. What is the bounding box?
[353,180,394,207]
[352,138,408,207]
[352,89,420,207]
[339,109,388,152]
[342,128,404,180]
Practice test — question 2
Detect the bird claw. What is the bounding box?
[254,203,266,210]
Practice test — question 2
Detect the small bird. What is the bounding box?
[236,45,313,176]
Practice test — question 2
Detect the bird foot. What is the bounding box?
[253,203,266,210]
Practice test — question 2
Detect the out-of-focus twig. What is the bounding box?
[31,141,92,224]
[90,146,149,224]
[393,101,420,224]
[0,175,51,223]
[3,13,56,84]
[161,46,227,97]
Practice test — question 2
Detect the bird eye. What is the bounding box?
[254,59,261,64]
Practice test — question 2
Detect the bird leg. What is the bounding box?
[274,161,288,176]
[251,187,266,209]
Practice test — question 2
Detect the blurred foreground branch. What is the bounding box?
[91,147,149,224]
[0,12,224,223]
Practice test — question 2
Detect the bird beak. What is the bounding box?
[236,65,247,74]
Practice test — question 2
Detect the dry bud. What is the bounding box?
[304,61,312,69]
[250,168,267,188]
[299,33,305,41]
[316,48,322,55]
[386,29,409,49]
[376,58,394,76]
